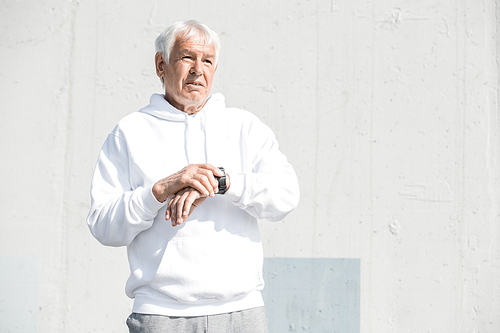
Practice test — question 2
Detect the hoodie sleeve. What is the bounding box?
[86,132,166,247]
[224,115,300,222]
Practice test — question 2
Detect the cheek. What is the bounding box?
[166,67,186,85]
[204,72,215,85]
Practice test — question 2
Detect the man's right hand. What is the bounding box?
[152,164,224,203]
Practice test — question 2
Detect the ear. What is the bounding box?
[155,52,165,78]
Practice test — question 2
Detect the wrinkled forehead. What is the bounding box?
[176,30,213,49]
[173,33,215,55]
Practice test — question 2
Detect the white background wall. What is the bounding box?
[1,0,499,332]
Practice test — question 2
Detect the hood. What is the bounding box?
[138,93,227,164]
[139,93,226,121]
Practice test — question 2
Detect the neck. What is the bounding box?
[163,95,208,115]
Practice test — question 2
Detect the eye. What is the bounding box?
[204,59,213,65]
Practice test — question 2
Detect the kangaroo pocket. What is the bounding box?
[149,232,264,304]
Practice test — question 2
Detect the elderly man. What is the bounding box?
[87,20,299,332]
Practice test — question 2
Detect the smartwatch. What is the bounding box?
[215,167,228,194]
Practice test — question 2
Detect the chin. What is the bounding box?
[184,93,208,103]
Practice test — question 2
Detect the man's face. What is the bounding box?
[156,35,217,114]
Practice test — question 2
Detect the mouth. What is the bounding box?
[186,82,204,88]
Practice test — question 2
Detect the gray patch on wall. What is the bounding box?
[0,256,39,332]
[262,258,360,333]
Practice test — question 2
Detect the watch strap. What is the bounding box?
[215,167,227,195]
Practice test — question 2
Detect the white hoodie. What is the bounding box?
[87,93,300,316]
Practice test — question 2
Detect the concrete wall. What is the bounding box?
[1,0,499,332]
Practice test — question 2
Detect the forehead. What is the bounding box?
[174,35,215,55]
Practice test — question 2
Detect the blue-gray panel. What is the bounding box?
[262,258,360,333]
[0,256,39,333]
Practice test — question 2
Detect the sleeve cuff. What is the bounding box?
[224,172,244,202]
[141,183,168,216]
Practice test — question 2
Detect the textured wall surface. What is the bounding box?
[263,258,360,332]
[1,0,499,332]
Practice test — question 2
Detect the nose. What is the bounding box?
[190,59,203,75]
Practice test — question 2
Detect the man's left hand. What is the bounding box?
[166,187,207,227]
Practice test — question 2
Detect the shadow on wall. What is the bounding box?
[263,258,360,333]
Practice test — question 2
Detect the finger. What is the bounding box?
[170,195,181,226]
[175,191,191,225]
[182,190,201,218]
[165,199,172,220]
[178,165,220,196]
[199,168,221,192]
[179,173,211,197]
[198,164,224,177]
[191,164,221,186]
[192,174,217,197]
[167,197,173,221]
[201,166,223,187]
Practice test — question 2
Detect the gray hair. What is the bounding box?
[155,20,221,66]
